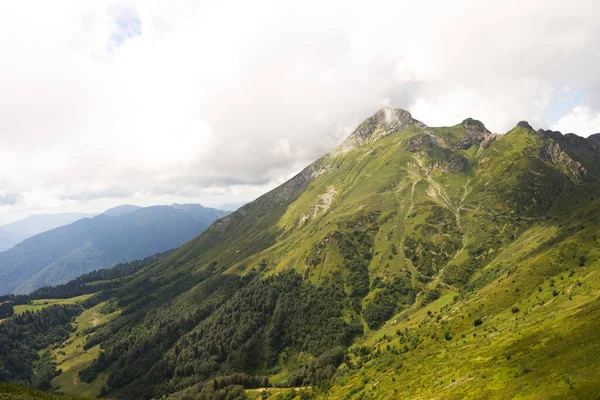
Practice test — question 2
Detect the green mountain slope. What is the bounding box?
[3,108,599,399]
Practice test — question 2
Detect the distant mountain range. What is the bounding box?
[0,204,229,294]
[102,204,142,217]
[0,213,95,252]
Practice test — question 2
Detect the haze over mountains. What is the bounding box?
[0,203,229,295]
[1,108,599,399]
[0,213,95,252]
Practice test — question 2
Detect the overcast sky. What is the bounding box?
[1,0,599,223]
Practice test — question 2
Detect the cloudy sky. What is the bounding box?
[1,0,599,223]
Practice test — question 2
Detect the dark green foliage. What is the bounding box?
[79,272,235,391]
[83,271,359,399]
[168,272,352,377]
[350,346,371,357]
[0,294,30,305]
[473,318,483,327]
[422,288,441,305]
[403,206,462,277]
[30,352,60,391]
[0,301,14,318]
[287,347,347,386]
[29,252,169,300]
[0,305,81,388]
[307,213,379,312]
[363,275,414,329]
[338,213,379,300]
[168,373,266,399]
[0,381,78,400]
[363,291,396,330]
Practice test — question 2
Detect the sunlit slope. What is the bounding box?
[155,110,596,296]
[73,108,600,399]
[325,181,600,399]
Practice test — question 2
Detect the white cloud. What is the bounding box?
[551,106,600,137]
[0,0,600,221]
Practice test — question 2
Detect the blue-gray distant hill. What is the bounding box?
[0,204,229,294]
[0,213,94,252]
[101,204,142,217]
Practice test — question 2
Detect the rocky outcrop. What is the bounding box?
[349,108,426,145]
[540,142,594,184]
[536,129,597,152]
[405,133,468,173]
[405,133,437,152]
[479,133,498,151]
[428,153,469,173]
[453,118,491,149]
[462,118,490,135]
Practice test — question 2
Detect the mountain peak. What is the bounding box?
[349,107,425,144]
[375,107,412,122]
[516,120,534,130]
[462,117,489,134]
[373,107,420,129]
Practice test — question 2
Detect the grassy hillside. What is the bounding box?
[12,295,94,316]
[2,108,599,399]
[49,301,120,398]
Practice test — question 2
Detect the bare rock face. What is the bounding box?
[405,133,437,152]
[479,133,498,151]
[453,118,491,149]
[540,142,594,184]
[404,133,468,173]
[350,108,426,144]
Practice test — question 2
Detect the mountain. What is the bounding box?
[217,201,250,211]
[0,204,229,295]
[102,204,142,217]
[0,213,93,252]
[1,108,600,399]
[170,203,231,226]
